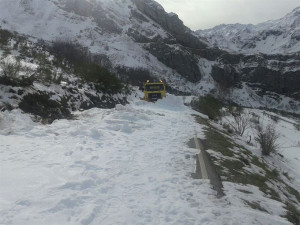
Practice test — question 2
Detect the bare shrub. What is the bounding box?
[0,59,35,87]
[233,113,252,136]
[255,123,280,156]
[0,60,21,78]
[51,40,123,93]
[51,40,90,66]
[227,111,251,136]
[116,66,155,87]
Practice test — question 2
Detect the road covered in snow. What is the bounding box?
[0,95,294,225]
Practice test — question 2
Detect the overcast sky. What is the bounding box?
[155,0,300,30]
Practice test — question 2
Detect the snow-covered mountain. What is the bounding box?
[0,0,208,84]
[0,0,300,114]
[1,2,300,223]
[196,6,300,55]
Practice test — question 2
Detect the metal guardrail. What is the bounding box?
[192,137,225,198]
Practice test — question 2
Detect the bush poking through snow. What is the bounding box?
[0,59,35,87]
[285,201,300,225]
[116,66,154,87]
[75,62,122,93]
[0,29,15,46]
[255,123,280,156]
[0,60,21,78]
[228,111,252,136]
[19,91,71,123]
[191,95,223,120]
[51,40,123,93]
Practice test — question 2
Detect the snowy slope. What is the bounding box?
[0,0,190,86]
[197,6,300,54]
[0,0,161,66]
[0,94,294,225]
[221,107,300,189]
[0,0,299,114]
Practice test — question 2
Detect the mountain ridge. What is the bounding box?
[196,6,300,54]
[0,0,299,114]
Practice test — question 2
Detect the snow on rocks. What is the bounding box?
[196,6,300,55]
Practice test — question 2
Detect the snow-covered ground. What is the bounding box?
[221,108,300,194]
[254,110,300,186]
[252,110,300,187]
[0,95,298,224]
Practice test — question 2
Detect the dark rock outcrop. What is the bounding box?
[211,65,239,88]
[241,67,300,98]
[209,50,300,100]
[146,42,202,82]
[132,0,207,50]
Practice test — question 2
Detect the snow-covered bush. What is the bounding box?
[117,66,154,87]
[0,59,35,87]
[19,91,71,123]
[0,60,21,78]
[255,123,280,156]
[51,40,123,93]
[51,40,90,67]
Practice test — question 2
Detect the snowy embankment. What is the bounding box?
[0,95,297,224]
[254,110,300,187]
[221,108,300,188]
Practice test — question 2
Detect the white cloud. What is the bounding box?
[155,0,300,30]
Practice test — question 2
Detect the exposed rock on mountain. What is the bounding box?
[133,0,207,50]
[0,0,299,113]
[211,64,239,89]
[145,42,202,82]
[197,7,300,55]
[212,52,300,100]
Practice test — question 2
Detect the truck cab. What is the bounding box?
[143,80,166,102]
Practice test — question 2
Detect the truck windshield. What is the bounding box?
[145,84,164,91]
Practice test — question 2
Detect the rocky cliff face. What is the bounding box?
[211,52,300,100]
[133,0,207,50]
[197,6,300,103]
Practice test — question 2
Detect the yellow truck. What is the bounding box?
[143,80,166,101]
